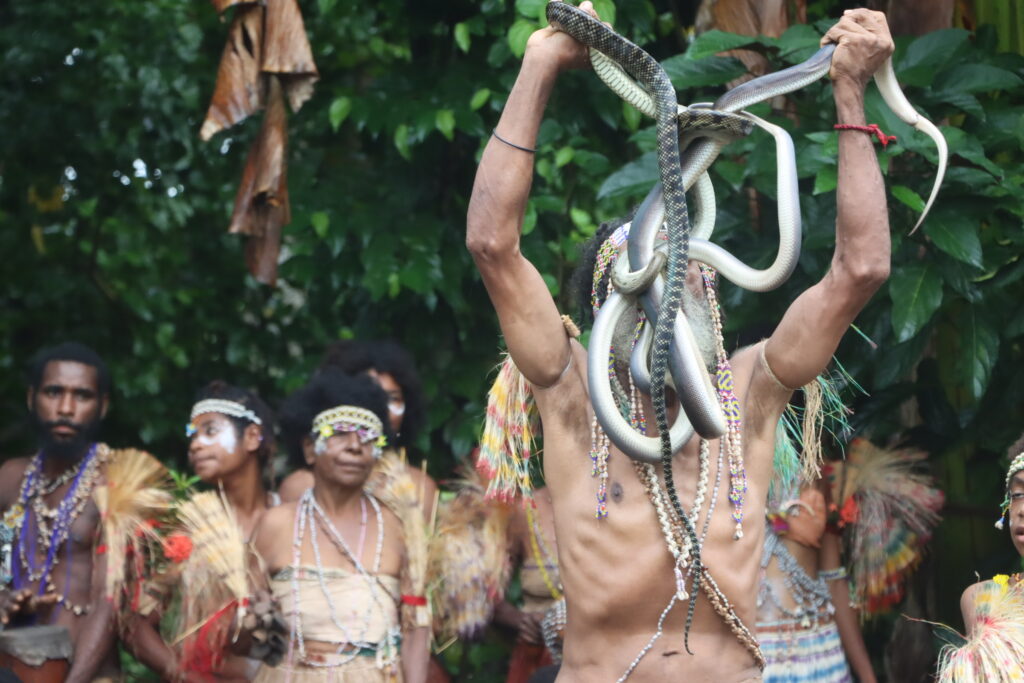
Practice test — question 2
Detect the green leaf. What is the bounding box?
[923,207,983,268]
[522,200,538,235]
[930,91,985,120]
[470,88,490,111]
[812,165,836,195]
[941,127,1003,178]
[956,308,999,402]
[329,96,352,132]
[684,30,760,60]
[515,0,545,19]
[555,146,574,168]
[311,211,330,239]
[590,0,616,27]
[891,185,924,213]
[934,64,1023,95]
[317,0,337,14]
[435,109,455,141]
[622,100,642,132]
[454,22,471,53]
[597,151,657,200]
[897,29,969,86]
[570,207,591,230]
[889,263,943,342]
[507,20,535,59]
[663,55,747,89]
[776,24,821,62]
[394,124,411,160]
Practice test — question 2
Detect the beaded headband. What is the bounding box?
[995,451,1024,529]
[186,398,262,437]
[312,404,387,458]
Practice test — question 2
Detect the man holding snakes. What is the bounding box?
[468,1,898,681]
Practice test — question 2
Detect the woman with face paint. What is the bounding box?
[279,340,439,524]
[125,381,281,681]
[252,369,431,683]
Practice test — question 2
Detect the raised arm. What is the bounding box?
[764,9,894,389]
[466,3,593,387]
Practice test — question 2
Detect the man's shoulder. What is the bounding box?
[0,456,33,504]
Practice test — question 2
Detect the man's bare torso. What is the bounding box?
[0,456,120,678]
[533,341,789,682]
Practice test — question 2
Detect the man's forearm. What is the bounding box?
[66,601,117,683]
[466,55,558,255]
[832,80,890,286]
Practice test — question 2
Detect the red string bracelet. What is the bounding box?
[834,123,897,148]
[401,594,428,607]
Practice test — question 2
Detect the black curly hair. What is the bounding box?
[319,339,424,448]
[26,341,111,396]
[279,368,393,471]
[568,211,636,328]
[193,381,276,466]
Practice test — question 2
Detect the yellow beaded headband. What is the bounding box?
[312,404,386,458]
[186,399,262,437]
[995,451,1024,529]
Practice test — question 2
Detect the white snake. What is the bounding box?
[587,40,948,464]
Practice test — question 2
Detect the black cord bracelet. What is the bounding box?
[492,128,537,154]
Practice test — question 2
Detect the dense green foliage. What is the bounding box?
[2,0,1024,678]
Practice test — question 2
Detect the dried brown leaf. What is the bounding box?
[228,76,290,285]
[200,5,265,141]
[262,0,319,112]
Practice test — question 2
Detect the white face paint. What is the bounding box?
[195,415,238,452]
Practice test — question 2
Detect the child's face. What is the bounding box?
[1009,473,1024,556]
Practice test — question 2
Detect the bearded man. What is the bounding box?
[0,342,120,681]
[467,4,896,681]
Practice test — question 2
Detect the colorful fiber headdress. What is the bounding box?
[312,404,387,458]
[995,451,1024,530]
[186,398,262,437]
[829,438,944,615]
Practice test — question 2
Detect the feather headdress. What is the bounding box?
[936,577,1024,682]
[429,465,511,641]
[368,450,433,630]
[92,448,174,616]
[477,354,539,502]
[174,491,251,675]
[832,438,944,615]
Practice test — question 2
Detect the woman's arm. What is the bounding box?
[820,532,876,683]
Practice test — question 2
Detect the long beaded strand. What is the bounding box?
[701,265,747,540]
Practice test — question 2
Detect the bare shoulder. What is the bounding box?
[278,469,314,503]
[531,338,589,425]
[735,340,794,433]
[404,463,437,494]
[960,581,983,616]
[0,457,32,507]
[254,502,297,549]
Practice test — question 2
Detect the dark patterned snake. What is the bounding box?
[577,9,947,465]
[546,0,711,654]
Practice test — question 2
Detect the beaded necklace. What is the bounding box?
[525,503,562,601]
[757,529,834,628]
[288,489,400,672]
[13,445,102,616]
